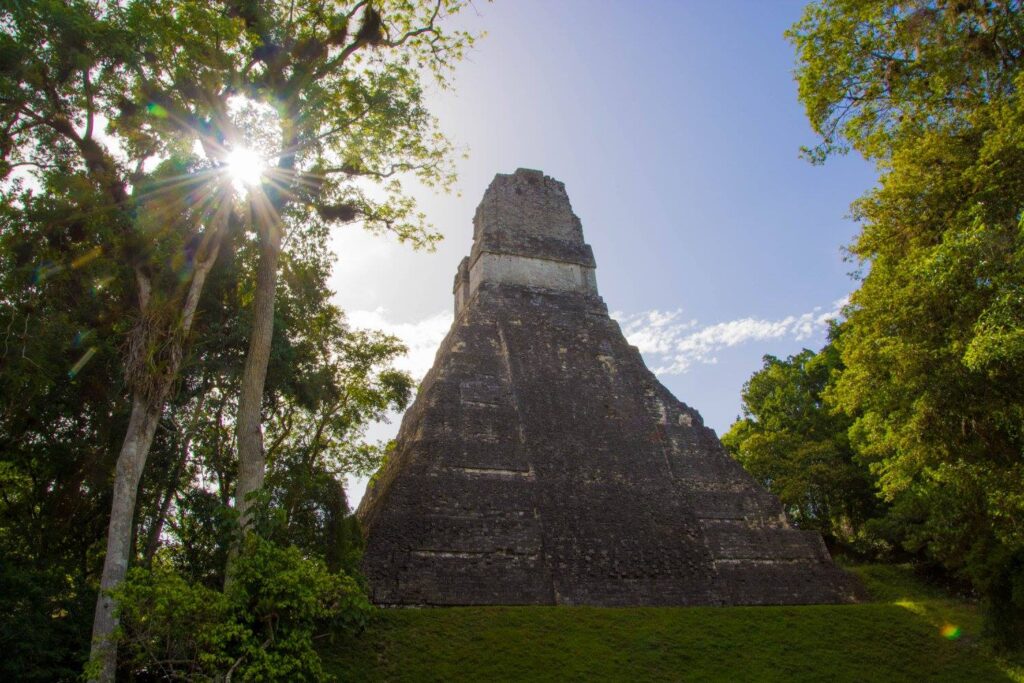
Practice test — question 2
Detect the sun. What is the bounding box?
[224,147,267,189]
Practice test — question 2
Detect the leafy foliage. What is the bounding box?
[789,0,1024,163]
[722,331,880,550]
[789,0,1024,647]
[0,553,95,682]
[112,536,371,681]
[0,0,469,675]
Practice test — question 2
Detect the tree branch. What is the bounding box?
[385,0,443,48]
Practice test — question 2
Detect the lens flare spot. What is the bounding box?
[33,261,63,285]
[940,624,961,640]
[69,346,97,378]
[72,330,94,349]
[71,246,102,269]
[146,103,168,118]
[177,262,194,283]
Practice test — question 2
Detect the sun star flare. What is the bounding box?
[224,146,267,190]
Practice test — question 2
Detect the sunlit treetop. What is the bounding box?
[788,0,1024,163]
[0,0,479,253]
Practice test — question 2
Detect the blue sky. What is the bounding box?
[332,1,878,504]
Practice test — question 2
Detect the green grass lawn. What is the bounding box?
[322,564,1023,682]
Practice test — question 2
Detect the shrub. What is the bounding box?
[109,536,372,681]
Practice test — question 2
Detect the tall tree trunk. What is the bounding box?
[89,394,161,682]
[88,230,224,682]
[233,225,283,537]
[228,110,296,583]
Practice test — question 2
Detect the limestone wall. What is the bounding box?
[455,168,599,314]
[456,253,597,314]
[358,283,863,606]
[472,168,583,244]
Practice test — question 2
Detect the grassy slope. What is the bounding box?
[323,564,1023,682]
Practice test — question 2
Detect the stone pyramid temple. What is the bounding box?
[357,168,861,606]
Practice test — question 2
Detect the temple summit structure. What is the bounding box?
[357,168,862,606]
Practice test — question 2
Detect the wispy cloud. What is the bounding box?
[344,308,455,509]
[346,308,454,381]
[347,296,848,383]
[615,297,848,375]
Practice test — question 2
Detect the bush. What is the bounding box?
[110,536,372,681]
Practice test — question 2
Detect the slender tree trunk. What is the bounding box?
[89,394,161,682]
[142,489,172,566]
[88,229,224,681]
[233,226,282,536]
[227,111,296,583]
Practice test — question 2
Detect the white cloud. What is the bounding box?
[342,308,454,510]
[615,309,698,355]
[346,308,454,381]
[616,296,848,375]
[346,297,850,383]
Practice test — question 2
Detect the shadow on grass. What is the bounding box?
[322,565,1020,682]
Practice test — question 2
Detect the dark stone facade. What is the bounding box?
[357,169,862,606]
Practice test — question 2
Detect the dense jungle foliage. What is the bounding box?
[0,0,473,679]
[727,0,1024,649]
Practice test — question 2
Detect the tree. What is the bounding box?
[0,1,475,676]
[722,330,880,549]
[1,4,248,677]
[0,173,130,681]
[217,0,474,569]
[790,0,1024,646]
[109,536,372,681]
[109,230,412,679]
[0,153,414,678]
[790,0,1023,164]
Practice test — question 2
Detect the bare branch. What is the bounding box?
[320,160,434,180]
[385,0,443,48]
[344,0,371,23]
[84,68,95,141]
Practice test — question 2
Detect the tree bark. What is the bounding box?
[88,230,224,681]
[233,224,283,538]
[89,394,161,682]
[227,101,297,584]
